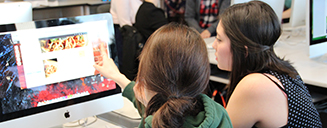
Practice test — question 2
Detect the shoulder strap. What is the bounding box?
[262,73,288,95]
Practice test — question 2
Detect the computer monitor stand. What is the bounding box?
[50,116,121,128]
[311,53,327,64]
[62,116,97,127]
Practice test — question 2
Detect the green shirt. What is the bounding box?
[122,81,232,128]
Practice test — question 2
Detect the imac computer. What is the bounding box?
[287,0,306,28]
[0,2,32,25]
[308,0,327,64]
[0,13,124,127]
[231,0,285,23]
[282,0,306,31]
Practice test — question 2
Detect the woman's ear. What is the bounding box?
[244,46,248,58]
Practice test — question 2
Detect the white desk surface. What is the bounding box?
[51,117,122,128]
[111,97,141,120]
[205,31,327,89]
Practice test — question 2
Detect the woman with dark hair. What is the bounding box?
[212,1,322,127]
[94,23,232,128]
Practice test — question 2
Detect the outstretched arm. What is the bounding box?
[93,42,131,89]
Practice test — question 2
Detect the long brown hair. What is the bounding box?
[136,23,210,128]
[219,1,297,102]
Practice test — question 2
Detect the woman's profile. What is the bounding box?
[212,1,322,127]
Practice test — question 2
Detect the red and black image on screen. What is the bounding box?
[0,34,116,115]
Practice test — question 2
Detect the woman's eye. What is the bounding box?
[216,38,222,42]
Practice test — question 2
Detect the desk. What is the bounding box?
[205,31,327,91]
[50,117,122,128]
[97,97,141,128]
[32,0,110,20]
[274,34,327,89]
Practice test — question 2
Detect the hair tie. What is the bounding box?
[261,45,271,51]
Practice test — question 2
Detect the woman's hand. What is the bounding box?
[93,42,130,89]
[201,29,211,38]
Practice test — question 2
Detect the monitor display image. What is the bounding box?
[308,0,327,63]
[0,13,123,127]
[231,0,285,22]
[0,2,32,25]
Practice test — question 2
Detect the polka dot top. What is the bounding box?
[263,70,322,128]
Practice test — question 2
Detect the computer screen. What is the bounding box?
[308,0,327,63]
[231,0,285,23]
[0,2,32,25]
[0,13,123,127]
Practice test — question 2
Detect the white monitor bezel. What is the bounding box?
[0,2,32,25]
[308,0,327,59]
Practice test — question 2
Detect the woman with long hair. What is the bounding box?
[212,1,322,127]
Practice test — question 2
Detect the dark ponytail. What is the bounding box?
[147,94,196,128]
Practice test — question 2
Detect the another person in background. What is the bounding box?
[282,0,292,23]
[110,0,142,27]
[94,23,232,128]
[134,0,168,41]
[109,0,142,68]
[164,0,187,24]
[212,1,322,127]
[185,0,230,39]
[120,0,167,81]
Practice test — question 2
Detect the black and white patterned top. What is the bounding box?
[263,70,322,128]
